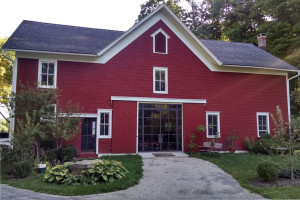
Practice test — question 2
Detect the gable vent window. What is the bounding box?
[151,28,170,54]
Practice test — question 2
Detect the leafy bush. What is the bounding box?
[257,161,278,182]
[57,145,77,162]
[245,137,256,153]
[253,138,277,155]
[278,166,300,179]
[11,159,35,178]
[44,160,128,185]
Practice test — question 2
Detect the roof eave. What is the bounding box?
[221,64,299,73]
[2,48,97,57]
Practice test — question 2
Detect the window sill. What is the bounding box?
[153,91,168,94]
[38,85,56,89]
[99,136,111,139]
[207,135,220,138]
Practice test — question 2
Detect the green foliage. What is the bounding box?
[10,83,81,162]
[257,161,278,182]
[0,119,9,132]
[278,165,300,179]
[43,162,72,184]
[11,159,35,178]
[252,138,276,155]
[245,137,256,153]
[44,160,128,186]
[226,131,239,150]
[0,38,14,107]
[187,133,197,151]
[57,145,77,163]
[136,0,185,23]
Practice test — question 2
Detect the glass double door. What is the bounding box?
[138,104,182,152]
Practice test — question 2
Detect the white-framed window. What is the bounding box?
[257,112,270,137]
[153,67,168,94]
[151,28,170,54]
[206,112,220,138]
[97,109,112,138]
[38,59,57,88]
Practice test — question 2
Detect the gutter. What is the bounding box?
[288,71,300,81]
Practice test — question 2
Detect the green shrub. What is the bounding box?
[57,145,77,162]
[245,137,256,153]
[278,166,300,179]
[44,160,128,186]
[11,159,35,178]
[257,161,278,182]
[253,138,276,154]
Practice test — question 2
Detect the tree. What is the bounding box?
[271,106,300,181]
[0,119,9,132]
[0,38,14,114]
[10,84,81,161]
[136,0,186,23]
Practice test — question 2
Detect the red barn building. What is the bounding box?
[2,5,298,157]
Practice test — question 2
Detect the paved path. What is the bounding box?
[1,157,264,200]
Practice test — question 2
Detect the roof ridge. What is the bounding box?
[200,39,254,46]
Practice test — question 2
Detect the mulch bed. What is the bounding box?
[251,178,300,187]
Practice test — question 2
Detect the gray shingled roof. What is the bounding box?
[2,20,124,55]
[3,20,297,71]
[200,39,297,71]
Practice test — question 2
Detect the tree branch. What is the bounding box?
[0,111,10,123]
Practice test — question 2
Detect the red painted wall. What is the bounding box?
[112,101,137,153]
[16,20,289,153]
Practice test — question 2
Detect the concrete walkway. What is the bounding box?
[1,157,264,200]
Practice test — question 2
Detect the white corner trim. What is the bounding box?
[97,109,112,139]
[37,59,57,88]
[206,111,221,138]
[111,96,206,104]
[286,75,291,122]
[256,112,270,137]
[153,67,168,94]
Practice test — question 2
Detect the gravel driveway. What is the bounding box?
[1,157,264,200]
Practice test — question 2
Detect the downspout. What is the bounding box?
[1,48,14,62]
[287,71,300,127]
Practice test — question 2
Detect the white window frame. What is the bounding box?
[153,67,168,94]
[256,112,270,137]
[97,109,112,139]
[150,28,170,54]
[206,111,221,138]
[38,59,57,88]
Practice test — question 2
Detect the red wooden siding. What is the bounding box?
[99,139,112,153]
[16,20,289,153]
[112,101,137,153]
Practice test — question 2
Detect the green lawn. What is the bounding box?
[190,153,300,199]
[5,155,143,196]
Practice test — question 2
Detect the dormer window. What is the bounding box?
[151,28,170,54]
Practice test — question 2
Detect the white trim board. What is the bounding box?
[111,96,206,104]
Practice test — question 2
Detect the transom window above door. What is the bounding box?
[151,28,170,54]
[153,67,168,94]
[38,60,57,88]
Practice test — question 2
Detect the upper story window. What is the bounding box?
[153,67,168,94]
[257,112,270,137]
[206,112,220,138]
[38,60,57,88]
[151,28,170,54]
[98,109,112,138]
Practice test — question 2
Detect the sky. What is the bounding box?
[0,0,191,38]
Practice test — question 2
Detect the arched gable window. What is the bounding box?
[151,28,170,54]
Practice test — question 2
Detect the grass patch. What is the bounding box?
[5,155,143,196]
[190,153,300,199]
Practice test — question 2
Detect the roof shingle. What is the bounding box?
[200,39,297,71]
[3,20,124,55]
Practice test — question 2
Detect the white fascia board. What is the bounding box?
[111,96,206,104]
[221,64,299,73]
[4,48,97,57]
